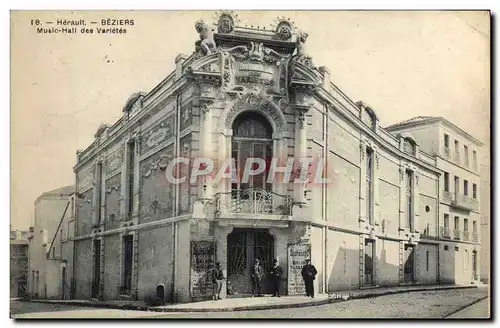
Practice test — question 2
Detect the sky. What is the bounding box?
[10,10,490,230]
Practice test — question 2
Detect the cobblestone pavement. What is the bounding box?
[11,287,489,319]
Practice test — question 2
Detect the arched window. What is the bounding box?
[231,112,273,191]
[403,138,417,155]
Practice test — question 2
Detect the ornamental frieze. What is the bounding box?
[106,147,124,175]
[141,116,175,154]
[77,165,95,192]
[141,146,174,179]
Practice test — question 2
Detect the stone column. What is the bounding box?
[291,84,316,206]
[214,222,234,299]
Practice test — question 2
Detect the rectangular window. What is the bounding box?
[366,149,373,224]
[96,163,103,224]
[444,172,449,192]
[405,170,413,230]
[454,140,459,155]
[444,134,449,148]
[123,235,134,294]
[464,180,469,196]
[454,176,460,195]
[426,251,430,272]
[473,150,478,169]
[473,221,477,234]
[473,184,477,199]
[464,145,469,166]
[464,219,469,231]
[464,249,469,270]
[127,141,135,217]
[454,216,459,230]
[444,213,449,229]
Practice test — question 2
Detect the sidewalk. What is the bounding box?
[26,284,481,313]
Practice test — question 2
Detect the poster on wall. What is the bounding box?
[287,243,311,296]
[190,240,216,301]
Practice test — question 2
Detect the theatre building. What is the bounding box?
[72,12,480,303]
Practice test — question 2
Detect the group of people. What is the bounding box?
[210,259,318,301]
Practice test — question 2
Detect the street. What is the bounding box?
[11,287,490,319]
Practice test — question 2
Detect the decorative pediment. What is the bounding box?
[289,60,322,87]
[94,124,110,139]
[189,52,221,72]
[122,92,146,119]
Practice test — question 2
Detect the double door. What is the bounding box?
[227,228,274,295]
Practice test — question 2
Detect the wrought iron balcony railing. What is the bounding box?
[421,224,437,239]
[453,229,461,240]
[440,226,451,239]
[443,190,454,203]
[463,231,470,241]
[215,188,293,216]
[472,232,479,242]
[451,193,479,211]
[443,147,451,158]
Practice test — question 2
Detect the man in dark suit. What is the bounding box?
[250,259,264,297]
[211,262,224,301]
[269,259,283,297]
[301,259,317,298]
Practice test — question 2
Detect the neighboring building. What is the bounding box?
[28,185,75,299]
[10,229,29,298]
[480,164,490,283]
[387,116,483,285]
[71,12,449,303]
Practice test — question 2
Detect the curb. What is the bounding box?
[23,285,479,313]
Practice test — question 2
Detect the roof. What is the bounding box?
[385,116,483,146]
[386,116,439,129]
[37,185,76,199]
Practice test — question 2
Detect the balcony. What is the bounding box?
[453,229,461,240]
[463,231,470,241]
[421,224,437,239]
[472,232,479,242]
[215,188,293,217]
[443,147,450,158]
[440,226,451,239]
[451,194,479,211]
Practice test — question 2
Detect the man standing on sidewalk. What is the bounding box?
[212,262,224,301]
[301,259,317,298]
[269,259,283,297]
[251,259,264,297]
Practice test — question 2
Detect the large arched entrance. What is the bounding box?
[227,228,275,295]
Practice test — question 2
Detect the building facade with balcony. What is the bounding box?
[387,116,483,285]
[70,13,462,304]
[28,185,75,299]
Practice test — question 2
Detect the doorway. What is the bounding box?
[227,228,274,295]
[404,245,415,283]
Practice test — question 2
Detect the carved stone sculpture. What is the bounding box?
[294,31,314,68]
[195,20,217,57]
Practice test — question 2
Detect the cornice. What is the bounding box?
[74,75,192,172]
[315,86,441,174]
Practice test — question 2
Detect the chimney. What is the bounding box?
[175,54,188,80]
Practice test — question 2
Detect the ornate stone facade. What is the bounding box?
[69,12,479,304]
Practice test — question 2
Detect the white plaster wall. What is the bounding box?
[326,229,360,292]
[376,238,400,286]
